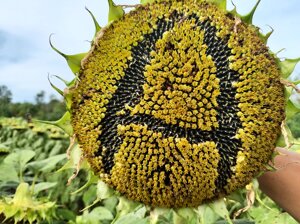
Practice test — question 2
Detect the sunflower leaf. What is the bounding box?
[176,208,198,224]
[33,182,57,195]
[0,163,19,182]
[27,154,66,173]
[209,199,232,224]
[286,99,300,121]
[87,207,114,221]
[72,171,98,195]
[97,180,115,201]
[4,150,36,174]
[279,57,300,79]
[196,204,219,224]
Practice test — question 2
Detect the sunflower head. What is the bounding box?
[51,0,300,208]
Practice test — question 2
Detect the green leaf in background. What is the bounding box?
[149,207,170,224]
[32,138,44,149]
[111,197,149,223]
[3,149,36,181]
[72,171,98,195]
[169,210,186,224]
[57,144,82,172]
[97,180,115,200]
[33,182,58,195]
[248,206,277,222]
[215,220,255,224]
[0,163,19,182]
[82,186,97,207]
[88,207,114,221]
[286,99,300,121]
[56,208,77,222]
[4,149,35,169]
[0,143,10,153]
[196,205,220,224]
[27,154,66,173]
[275,212,298,224]
[134,205,148,219]
[74,207,114,224]
[103,196,119,215]
[153,209,186,224]
[48,141,65,157]
[113,213,149,224]
[278,57,300,79]
[209,199,232,224]
[176,208,198,224]
[114,196,141,218]
[82,207,114,224]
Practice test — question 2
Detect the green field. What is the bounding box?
[0,117,298,224]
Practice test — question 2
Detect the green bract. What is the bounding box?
[51,0,300,209]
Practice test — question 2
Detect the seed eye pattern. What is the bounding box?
[71,0,285,207]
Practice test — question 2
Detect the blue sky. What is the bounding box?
[0,0,299,102]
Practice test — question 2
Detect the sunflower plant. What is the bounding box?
[47,0,300,223]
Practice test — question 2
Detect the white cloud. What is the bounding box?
[0,53,71,102]
[0,0,101,102]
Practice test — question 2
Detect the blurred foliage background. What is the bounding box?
[0,85,65,121]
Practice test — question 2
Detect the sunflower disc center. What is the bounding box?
[97,13,242,192]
